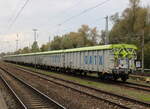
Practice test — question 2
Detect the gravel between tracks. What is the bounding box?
[13,68,150,109]
[8,62,150,93]
[32,73,149,109]
[0,64,125,109]
[0,69,64,109]
[1,64,150,109]
[0,70,22,109]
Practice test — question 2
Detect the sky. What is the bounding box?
[0,0,149,53]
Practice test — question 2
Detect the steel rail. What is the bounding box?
[0,65,130,109]
[117,82,150,92]
[16,66,150,107]
[2,62,150,108]
[0,67,66,109]
[0,75,27,109]
[4,62,150,92]
[12,62,150,92]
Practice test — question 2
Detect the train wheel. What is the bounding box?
[97,73,106,80]
[121,77,127,82]
[113,75,118,81]
[99,74,106,80]
[113,77,118,81]
[97,73,102,79]
[79,72,82,76]
[84,72,87,76]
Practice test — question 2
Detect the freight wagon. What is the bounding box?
[3,44,137,82]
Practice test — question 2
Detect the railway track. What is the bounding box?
[0,67,66,109]
[0,74,27,109]
[118,81,150,92]
[0,64,128,109]
[11,62,150,93]
[77,74,150,92]
[1,63,150,109]
[3,61,150,93]
[0,74,24,109]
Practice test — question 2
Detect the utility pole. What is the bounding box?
[141,30,144,73]
[48,36,51,51]
[33,29,37,42]
[57,24,61,35]
[105,16,109,45]
[147,6,150,24]
[29,42,31,48]
[16,34,19,52]
[49,36,51,43]
[141,6,150,73]
[32,29,38,71]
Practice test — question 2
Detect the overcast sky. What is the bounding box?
[0,0,149,53]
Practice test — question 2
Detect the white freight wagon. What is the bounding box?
[3,44,137,81]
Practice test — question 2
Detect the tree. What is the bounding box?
[50,36,62,50]
[0,52,6,57]
[21,47,31,53]
[144,42,150,68]
[49,25,98,50]
[78,25,90,46]
[110,0,150,68]
[99,30,105,45]
[110,13,120,24]
[110,0,147,45]
[40,44,50,52]
[129,0,140,33]
[90,27,98,45]
[31,41,40,52]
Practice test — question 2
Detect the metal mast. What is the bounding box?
[16,34,19,51]
[105,16,109,45]
[33,29,37,42]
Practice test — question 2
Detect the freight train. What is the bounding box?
[2,44,137,82]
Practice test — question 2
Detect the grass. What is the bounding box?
[128,78,150,86]
[15,64,150,102]
[130,74,150,84]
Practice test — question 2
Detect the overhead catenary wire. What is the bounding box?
[8,0,24,23]
[61,0,82,14]
[59,0,111,25]
[53,17,105,37]
[7,0,30,32]
[53,0,111,36]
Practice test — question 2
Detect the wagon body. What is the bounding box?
[2,44,137,81]
[63,50,113,73]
